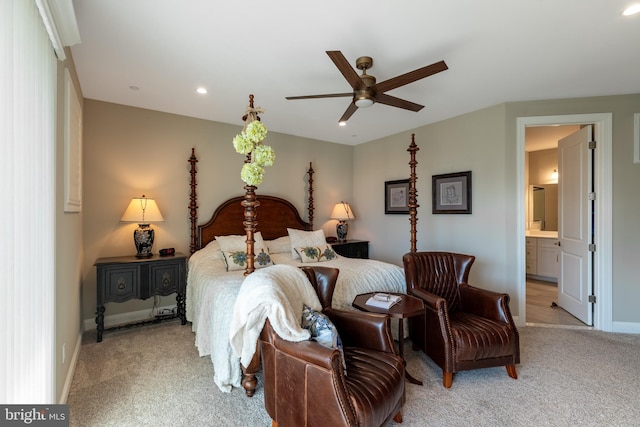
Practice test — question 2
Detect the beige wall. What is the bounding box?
[506,94,640,324]
[354,94,640,326]
[79,92,640,333]
[55,49,84,402]
[81,100,353,321]
[528,148,557,185]
[353,104,510,294]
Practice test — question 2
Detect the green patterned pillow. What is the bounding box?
[295,245,337,263]
[222,248,273,271]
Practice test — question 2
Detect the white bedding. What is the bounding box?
[186,240,406,393]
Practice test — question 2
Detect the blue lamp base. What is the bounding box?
[336,221,348,242]
[134,224,155,258]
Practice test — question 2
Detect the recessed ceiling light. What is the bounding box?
[623,4,640,15]
[339,121,346,127]
[196,87,207,94]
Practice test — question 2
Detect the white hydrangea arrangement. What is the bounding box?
[233,120,275,186]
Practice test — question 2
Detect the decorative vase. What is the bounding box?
[336,221,348,242]
[134,224,154,258]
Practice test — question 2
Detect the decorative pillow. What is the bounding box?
[222,248,273,271]
[217,232,272,271]
[202,240,224,260]
[288,228,326,260]
[267,236,291,254]
[301,304,346,371]
[216,232,267,253]
[295,245,337,263]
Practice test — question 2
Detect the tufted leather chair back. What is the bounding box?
[403,251,474,312]
[299,266,339,310]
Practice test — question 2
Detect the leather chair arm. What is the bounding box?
[459,283,511,323]
[268,328,341,370]
[325,309,397,354]
[410,287,453,347]
[411,287,447,312]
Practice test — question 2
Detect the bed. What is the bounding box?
[185,135,420,396]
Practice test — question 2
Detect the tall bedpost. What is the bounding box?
[241,94,260,276]
[407,134,419,252]
[307,162,314,229]
[188,148,199,255]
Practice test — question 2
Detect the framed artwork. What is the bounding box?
[64,69,83,212]
[432,171,472,214]
[385,179,410,214]
[634,113,639,164]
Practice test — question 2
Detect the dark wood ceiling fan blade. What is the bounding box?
[286,93,353,100]
[375,60,448,93]
[375,93,424,112]
[339,102,358,122]
[326,51,364,91]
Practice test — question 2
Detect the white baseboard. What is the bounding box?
[82,305,177,331]
[58,331,82,404]
[611,321,640,334]
[517,314,640,334]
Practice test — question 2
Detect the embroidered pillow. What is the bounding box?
[301,304,346,371]
[216,232,271,271]
[295,245,337,263]
[288,228,326,260]
[222,247,273,271]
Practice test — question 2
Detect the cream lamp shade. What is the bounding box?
[120,196,164,224]
[330,202,354,241]
[120,195,164,258]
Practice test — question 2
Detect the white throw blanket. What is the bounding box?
[229,264,322,367]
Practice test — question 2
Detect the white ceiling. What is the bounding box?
[70,1,640,146]
[525,125,581,152]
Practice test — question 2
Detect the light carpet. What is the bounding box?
[67,321,640,426]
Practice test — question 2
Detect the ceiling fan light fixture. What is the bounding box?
[354,90,375,108]
[355,97,374,108]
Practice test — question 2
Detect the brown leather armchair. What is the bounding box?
[402,251,520,388]
[260,266,405,427]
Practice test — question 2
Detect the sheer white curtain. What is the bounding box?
[1,0,56,403]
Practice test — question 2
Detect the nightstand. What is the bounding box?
[331,240,369,259]
[94,253,187,342]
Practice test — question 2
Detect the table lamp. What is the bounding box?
[330,201,354,242]
[120,195,164,257]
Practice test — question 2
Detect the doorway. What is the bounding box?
[525,125,585,327]
[516,114,613,332]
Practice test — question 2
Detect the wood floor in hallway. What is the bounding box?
[526,278,586,327]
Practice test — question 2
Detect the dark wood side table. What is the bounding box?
[353,292,425,385]
[94,253,187,342]
[331,240,369,259]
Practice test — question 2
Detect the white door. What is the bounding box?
[557,125,593,325]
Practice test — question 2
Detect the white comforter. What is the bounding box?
[186,243,406,392]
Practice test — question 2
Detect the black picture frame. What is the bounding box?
[385,179,410,214]
[432,171,472,214]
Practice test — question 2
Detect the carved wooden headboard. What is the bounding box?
[188,148,315,254]
[197,195,312,249]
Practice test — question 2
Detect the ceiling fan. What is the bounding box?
[286,51,448,123]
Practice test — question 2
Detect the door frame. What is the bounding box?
[516,113,612,332]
